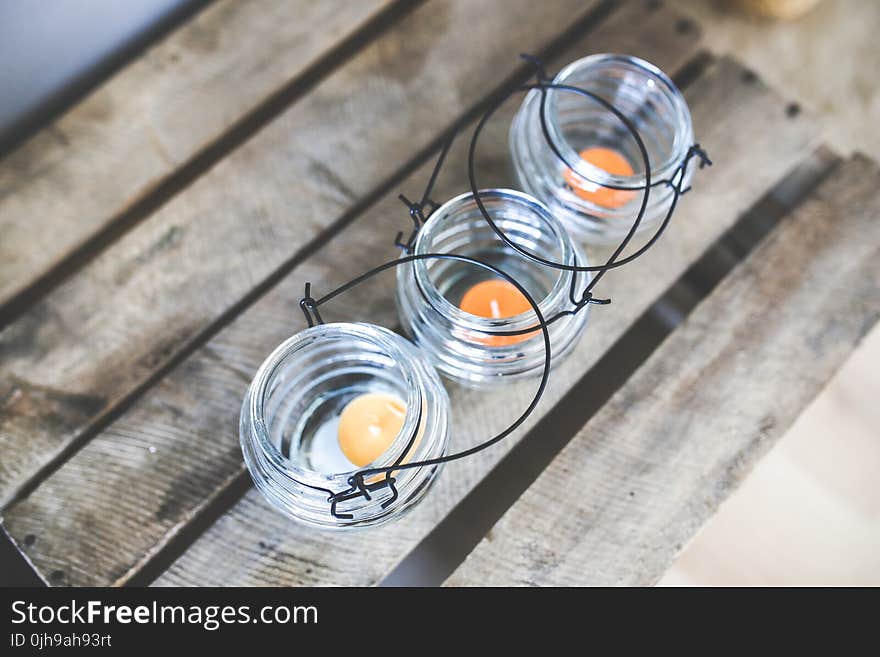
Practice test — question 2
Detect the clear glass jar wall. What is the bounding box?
[240,322,449,529]
[510,54,694,244]
[396,189,590,386]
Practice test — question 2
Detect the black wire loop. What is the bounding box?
[295,253,551,520]
[289,54,710,520]
[394,193,436,252]
[666,143,712,196]
[299,282,324,328]
[520,52,550,83]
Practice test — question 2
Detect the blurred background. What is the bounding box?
[1,0,877,585]
[0,0,206,154]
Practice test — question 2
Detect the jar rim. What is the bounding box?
[246,322,427,489]
[546,53,693,187]
[410,188,582,335]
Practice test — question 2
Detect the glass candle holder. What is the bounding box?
[396,189,590,386]
[509,54,694,244]
[240,322,449,529]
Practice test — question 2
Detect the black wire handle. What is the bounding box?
[290,54,711,519]
[298,253,552,520]
[393,124,457,252]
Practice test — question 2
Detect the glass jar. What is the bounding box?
[509,54,694,244]
[240,322,449,529]
[396,189,590,386]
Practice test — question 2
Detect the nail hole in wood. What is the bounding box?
[50,570,65,583]
[741,69,757,84]
[23,534,36,547]
[676,18,694,34]
[786,102,801,118]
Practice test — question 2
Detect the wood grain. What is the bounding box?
[1,0,705,587]
[149,56,819,587]
[0,0,397,312]
[0,0,610,508]
[446,155,880,586]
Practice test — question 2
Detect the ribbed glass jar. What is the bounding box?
[510,54,694,244]
[396,189,590,386]
[240,322,449,529]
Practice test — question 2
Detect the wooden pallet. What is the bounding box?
[1,0,876,587]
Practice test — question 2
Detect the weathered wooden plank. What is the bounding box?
[1,0,703,587]
[0,0,399,314]
[0,0,611,508]
[445,155,880,586]
[150,56,818,587]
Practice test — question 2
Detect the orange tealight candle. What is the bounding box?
[563,146,635,208]
[337,392,407,468]
[337,392,425,477]
[458,279,533,347]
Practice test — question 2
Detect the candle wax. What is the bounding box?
[563,146,635,208]
[459,279,532,347]
[337,392,407,468]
